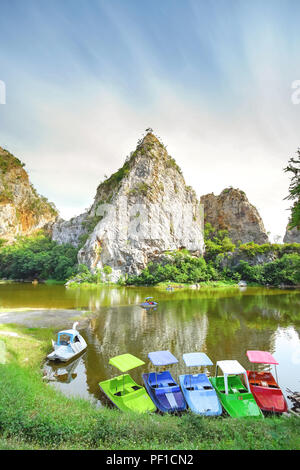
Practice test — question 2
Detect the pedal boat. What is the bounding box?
[246,350,288,414]
[142,350,186,413]
[140,297,158,308]
[99,353,156,413]
[179,352,222,416]
[209,360,263,418]
[47,322,87,362]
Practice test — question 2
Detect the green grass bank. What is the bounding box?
[0,324,299,450]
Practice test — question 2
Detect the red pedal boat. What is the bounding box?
[246,350,288,414]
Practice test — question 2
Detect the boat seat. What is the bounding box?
[155,385,181,396]
[148,371,175,388]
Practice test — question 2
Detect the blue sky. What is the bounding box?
[0,0,300,239]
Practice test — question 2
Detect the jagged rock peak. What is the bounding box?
[200,187,269,245]
[52,131,205,281]
[0,146,58,242]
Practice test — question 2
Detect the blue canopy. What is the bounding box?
[145,297,153,300]
[182,352,213,367]
[148,350,178,366]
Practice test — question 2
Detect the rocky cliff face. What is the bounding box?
[0,147,58,242]
[283,225,300,243]
[200,188,269,244]
[52,132,205,281]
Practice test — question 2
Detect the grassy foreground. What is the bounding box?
[0,324,299,450]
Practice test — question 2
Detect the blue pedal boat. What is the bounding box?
[140,297,158,309]
[179,352,222,416]
[142,350,187,413]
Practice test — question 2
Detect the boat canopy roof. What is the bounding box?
[183,352,213,367]
[216,360,246,375]
[145,297,153,300]
[148,350,178,366]
[58,329,77,337]
[216,360,250,394]
[109,353,145,372]
[246,350,279,365]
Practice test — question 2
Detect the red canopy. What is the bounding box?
[247,350,279,365]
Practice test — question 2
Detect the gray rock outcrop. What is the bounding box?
[200,188,269,245]
[283,225,300,243]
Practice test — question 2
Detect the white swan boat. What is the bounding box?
[47,322,87,362]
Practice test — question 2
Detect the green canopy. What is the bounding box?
[109,353,145,372]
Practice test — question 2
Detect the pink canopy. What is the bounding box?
[246,350,279,365]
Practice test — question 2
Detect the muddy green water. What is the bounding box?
[0,283,299,407]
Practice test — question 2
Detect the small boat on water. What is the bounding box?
[140,297,158,308]
[246,350,288,414]
[99,353,156,413]
[142,350,186,413]
[47,322,87,362]
[209,360,263,418]
[179,352,222,416]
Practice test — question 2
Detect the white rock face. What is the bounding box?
[51,214,88,247]
[52,133,205,281]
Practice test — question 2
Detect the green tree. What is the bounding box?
[284,149,300,229]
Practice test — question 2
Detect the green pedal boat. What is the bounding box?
[99,353,156,413]
[210,360,263,418]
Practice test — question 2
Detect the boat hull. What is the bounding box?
[99,374,156,413]
[247,371,288,413]
[47,343,86,362]
[179,373,222,416]
[142,371,187,413]
[140,302,158,308]
[210,376,263,418]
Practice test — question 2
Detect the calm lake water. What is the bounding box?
[0,283,299,408]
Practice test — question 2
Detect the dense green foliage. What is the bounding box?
[0,325,298,450]
[0,233,78,281]
[66,263,113,286]
[233,254,300,286]
[127,250,225,285]
[125,224,300,287]
[284,149,300,230]
[204,223,236,260]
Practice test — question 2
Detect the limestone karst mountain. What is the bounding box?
[0,146,58,242]
[52,132,205,281]
[200,187,269,245]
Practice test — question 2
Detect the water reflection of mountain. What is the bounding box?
[44,287,299,403]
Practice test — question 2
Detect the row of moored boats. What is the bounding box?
[99,350,288,417]
[47,324,288,417]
